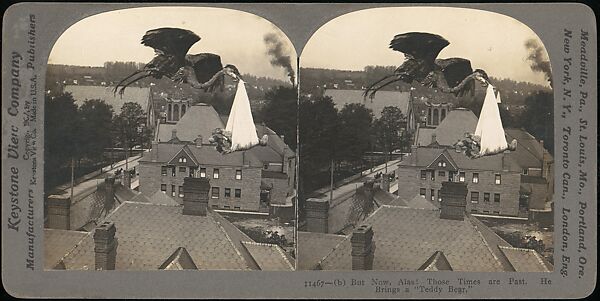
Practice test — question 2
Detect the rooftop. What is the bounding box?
[415,108,479,146]
[400,146,521,172]
[300,205,552,272]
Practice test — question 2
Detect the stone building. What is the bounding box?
[402,109,554,217]
[298,182,553,272]
[140,103,295,214]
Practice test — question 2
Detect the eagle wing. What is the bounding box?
[389,32,450,63]
[186,53,225,92]
[141,28,200,59]
[435,58,476,97]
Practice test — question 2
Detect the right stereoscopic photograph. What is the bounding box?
[297,7,554,271]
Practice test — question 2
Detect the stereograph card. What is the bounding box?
[1,2,597,298]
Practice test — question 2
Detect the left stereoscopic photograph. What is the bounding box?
[44,7,297,271]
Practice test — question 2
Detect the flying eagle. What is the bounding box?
[363,32,490,99]
[113,28,241,95]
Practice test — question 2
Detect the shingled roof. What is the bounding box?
[44,229,88,269]
[55,201,250,270]
[400,145,521,172]
[324,89,410,118]
[241,242,294,271]
[156,104,224,143]
[304,205,551,272]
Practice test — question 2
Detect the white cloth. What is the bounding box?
[225,80,259,151]
[474,84,508,155]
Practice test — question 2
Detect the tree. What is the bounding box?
[113,102,151,186]
[44,91,80,191]
[519,90,554,153]
[79,99,114,161]
[261,86,298,150]
[336,103,373,164]
[372,106,406,154]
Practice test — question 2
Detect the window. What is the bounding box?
[224,205,231,209]
[438,171,445,177]
[420,170,427,180]
[430,189,435,201]
[471,209,478,213]
[472,173,479,183]
[419,188,426,196]
[161,166,167,176]
[171,185,175,197]
[178,157,187,163]
[494,193,501,203]
[522,168,529,175]
[212,205,218,209]
[200,168,206,178]
[448,171,455,182]
[437,190,442,202]
[224,188,231,198]
[189,167,196,178]
[437,161,446,167]
[171,167,176,177]
[493,211,500,214]
[495,174,501,185]
[483,210,490,214]
[263,164,269,170]
[459,172,465,182]
[234,206,241,210]
[471,192,479,203]
[179,166,187,173]
[235,169,242,180]
[211,187,220,199]
[213,169,220,179]
[484,192,490,202]
[431,171,435,181]
[160,184,167,193]
[178,186,184,198]
[235,189,242,198]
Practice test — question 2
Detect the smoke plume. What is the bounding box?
[525,39,553,87]
[264,32,295,84]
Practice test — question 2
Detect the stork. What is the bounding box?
[363,32,490,100]
[113,27,242,95]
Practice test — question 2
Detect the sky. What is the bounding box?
[301,7,551,86]
[48,7,297,83]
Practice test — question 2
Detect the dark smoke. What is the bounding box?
[264,33,295,84]
[525,39,553,87]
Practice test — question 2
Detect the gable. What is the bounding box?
[426,151,458,171]
[167,146,198,166]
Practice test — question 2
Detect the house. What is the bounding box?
[298,182,553,272]
[402,109,554,217]
[63,85,156,128]
[44,177,294,271]
[140,103,296,214]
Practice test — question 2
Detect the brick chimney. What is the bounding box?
[182,177,210,216]
[431,133,437,144]
[195,135,203,148]
[93,221,118,270]
[151,141,158,161]
[305,198,329,233]
[351,224,375,270]
[410,145,418,165]
[171,129,178,140]
[103,176,116,213]
[46,195,71,230]
[439,181,468,221]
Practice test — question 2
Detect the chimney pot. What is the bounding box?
[93,221,118,270]
[351,224,374,270]
[305,198,329,233]
[182,177,210,216]
[439,182,468,220]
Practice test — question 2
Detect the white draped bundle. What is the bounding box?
[474,84,508,155]
[225,80,259,151]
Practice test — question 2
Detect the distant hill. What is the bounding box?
[300,66,552,106]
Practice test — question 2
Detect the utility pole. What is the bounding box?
[329,159,334,202]
[70,157,75,201]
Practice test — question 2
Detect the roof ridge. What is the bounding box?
[241,241,295,270]
[209,211,250,270]
[315,234,351,270]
